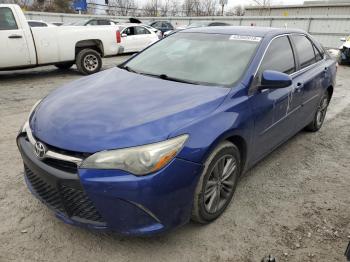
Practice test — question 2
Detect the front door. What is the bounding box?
[0,7,31,68]
[250,35,298,161]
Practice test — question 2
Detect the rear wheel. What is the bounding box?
[76,49,102,75]
[305,91,330,132]
[54,62,74,70]
[191,141,241,224]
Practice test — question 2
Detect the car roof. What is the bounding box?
[182,26,306,38]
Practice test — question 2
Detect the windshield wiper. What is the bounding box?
[140,72,201,85]
[119,66,201,85]
[119,65,139,74]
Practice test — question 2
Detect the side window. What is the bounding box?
[98,20,111,25]
[291,35,316,69]
[165,23,173,29]
[28,21,47,27]
[153,22,162,28]
[135,26,150,35]
[210,22,228,26]
[259,36,296,77]
[124,27,135,36]
[0,7,18,30]
[87,20,98,26]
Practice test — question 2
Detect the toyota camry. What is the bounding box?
[17,26,336,235]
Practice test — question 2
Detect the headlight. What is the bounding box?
[80,134,189,175]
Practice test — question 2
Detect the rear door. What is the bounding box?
[250,35,297,160]
[0,6,31,68]
[289,34,326,129]
[121,26,138,52]
[135,26,155,50]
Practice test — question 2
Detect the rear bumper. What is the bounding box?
[17,136,203,235]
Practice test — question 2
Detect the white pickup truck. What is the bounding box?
[0,4,123,74]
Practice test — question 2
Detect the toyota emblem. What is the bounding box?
[34,141,47,159]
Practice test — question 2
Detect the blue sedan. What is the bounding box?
[17,26,336,235]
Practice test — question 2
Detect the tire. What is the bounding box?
[54,62,74,70]
[76,49,102,75]
[305,91,330,132]
[191,141,241,224]
[337,52,345,65]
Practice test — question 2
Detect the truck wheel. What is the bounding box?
[54,62,74,70]
[76,49,102,75]
[191,141,241,224]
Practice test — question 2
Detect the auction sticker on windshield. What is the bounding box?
[229,35,262,42]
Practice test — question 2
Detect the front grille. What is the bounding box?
[24,165,105,224]
[43,158,78,173]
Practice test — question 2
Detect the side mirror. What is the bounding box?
[121,33,127,37]
[259,70,292,90]
[340,37,346,42]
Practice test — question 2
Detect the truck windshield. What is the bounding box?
[124,32,260,87]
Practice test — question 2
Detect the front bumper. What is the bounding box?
[17,136,203,235]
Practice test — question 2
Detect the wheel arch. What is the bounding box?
[75,39,104,57]
[202,131,249,172]
[327,85,334,99]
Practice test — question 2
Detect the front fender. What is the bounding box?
[172,88,254,167]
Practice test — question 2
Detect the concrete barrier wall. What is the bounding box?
[25,11,350,48]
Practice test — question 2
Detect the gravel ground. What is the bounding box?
[0,56,350,262]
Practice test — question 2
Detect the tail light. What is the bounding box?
[116,31,121,43]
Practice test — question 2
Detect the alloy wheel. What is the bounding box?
[204,155,237,214]
[316,96,329,127]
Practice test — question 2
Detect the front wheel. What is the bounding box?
[76,49,102,75]
[305,92,330,132]
[191,141,241,224]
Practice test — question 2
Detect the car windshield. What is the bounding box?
[123,32,260,86]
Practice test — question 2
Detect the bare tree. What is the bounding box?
[169,0,180,16]
[234,5,245,16]
[160,0,171,17]
[219,0,227,16]
[182,0,196,16]
[201,0,217,16]
[142,0,159,16]
[251,0,271,7]
[107,0,136,16]
[251,0,271,15]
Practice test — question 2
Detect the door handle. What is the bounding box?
[294,82,303,93]
[8,34,22,39]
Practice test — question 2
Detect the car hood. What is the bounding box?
[31,68,229,153]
